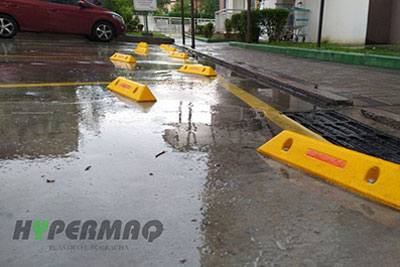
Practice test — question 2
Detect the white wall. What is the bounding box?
[225,0,246,9]
[303,0,370,44]
[261,0,278,9]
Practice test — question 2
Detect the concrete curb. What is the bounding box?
[361,108,400,130]
[230,42,400,70]
[117,35,174,44]
[185,35,236,43]
[175,44,353,106]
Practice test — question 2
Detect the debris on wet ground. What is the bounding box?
[179,258,187,264]
[155,150,166,158]
[46,179,55,183]
[276,241,287,251]
[85,166,92,171]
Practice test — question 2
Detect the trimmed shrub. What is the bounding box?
[202,22,214,38]
[260,8,290,42]
[231,13,241,33]
[224,18,232,33]
[230,8,289,43]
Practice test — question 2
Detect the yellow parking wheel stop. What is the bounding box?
[109,53,136,63]
[169,52,189,60]
[161,45,176,52]
[257,130,400,210]
[134,47,149,55]
[107,77,156,102]
[137,42,148,48]
[178,64,217,77]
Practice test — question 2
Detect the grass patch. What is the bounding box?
[126,32,169,38]
[257,42,400,57]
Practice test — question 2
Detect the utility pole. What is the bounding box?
[247,0,251,43]
[181,0,185,45]
[317,0,325,47]
[191,0,195,48]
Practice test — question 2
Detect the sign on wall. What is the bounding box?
[134,0,157,11]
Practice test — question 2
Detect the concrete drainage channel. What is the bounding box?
[285,110,400,164]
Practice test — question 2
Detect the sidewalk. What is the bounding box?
[175,38,400,127]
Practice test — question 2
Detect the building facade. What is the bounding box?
[215,0,400,44]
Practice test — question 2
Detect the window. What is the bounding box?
[38,0,79,6]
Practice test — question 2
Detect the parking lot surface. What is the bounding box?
[1,35,400,266]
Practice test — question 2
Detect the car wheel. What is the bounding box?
[0,15,18,38]
[91,21,114,42]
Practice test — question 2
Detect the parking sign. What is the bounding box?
[134,0,157,11]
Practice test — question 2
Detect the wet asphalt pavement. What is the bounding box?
[1,34,400,266]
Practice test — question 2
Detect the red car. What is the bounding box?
[0,0,125,41]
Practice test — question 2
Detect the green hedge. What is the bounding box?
[228,8,289,43]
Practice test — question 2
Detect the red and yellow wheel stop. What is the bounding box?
[109,53,136,63]
[160,45,176,52]
[137,42,148,48]
[107,77,156,102]
[169,52,189,60]
[134,47,149,55]
[178,64,217,77]
[257,130,400,210]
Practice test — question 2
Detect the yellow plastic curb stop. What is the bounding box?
[137,42,148,48]
[109,53,136,63]
[169,52,189,60]
[161,45,176,52]
[107,77,156,102]
[178,64,217,77]
[257,130,400,210]
[134,47,149,55]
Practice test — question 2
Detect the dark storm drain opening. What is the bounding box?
[284,110,400,164]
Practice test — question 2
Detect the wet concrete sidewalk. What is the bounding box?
[175,38,400,118]
[2,35,400,266]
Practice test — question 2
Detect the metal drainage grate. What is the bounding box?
[285,110,400,164]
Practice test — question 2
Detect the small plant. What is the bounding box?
[231,13,240,33]
[224,18,232,34]
[138,24,144,33]
[127,16,141,32]
[195,24,203,35]
[202,22,214,39]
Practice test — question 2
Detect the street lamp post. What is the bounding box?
[181,0,185,45]
[191,0,195,48]
[317,0,325,47]
[247,0,251,43]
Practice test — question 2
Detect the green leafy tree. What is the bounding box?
[201,0,218,18]
[104,0,134,23]
[172,0,191,13]
[157,0,171,11]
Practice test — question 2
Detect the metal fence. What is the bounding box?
[151,16,215,33]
